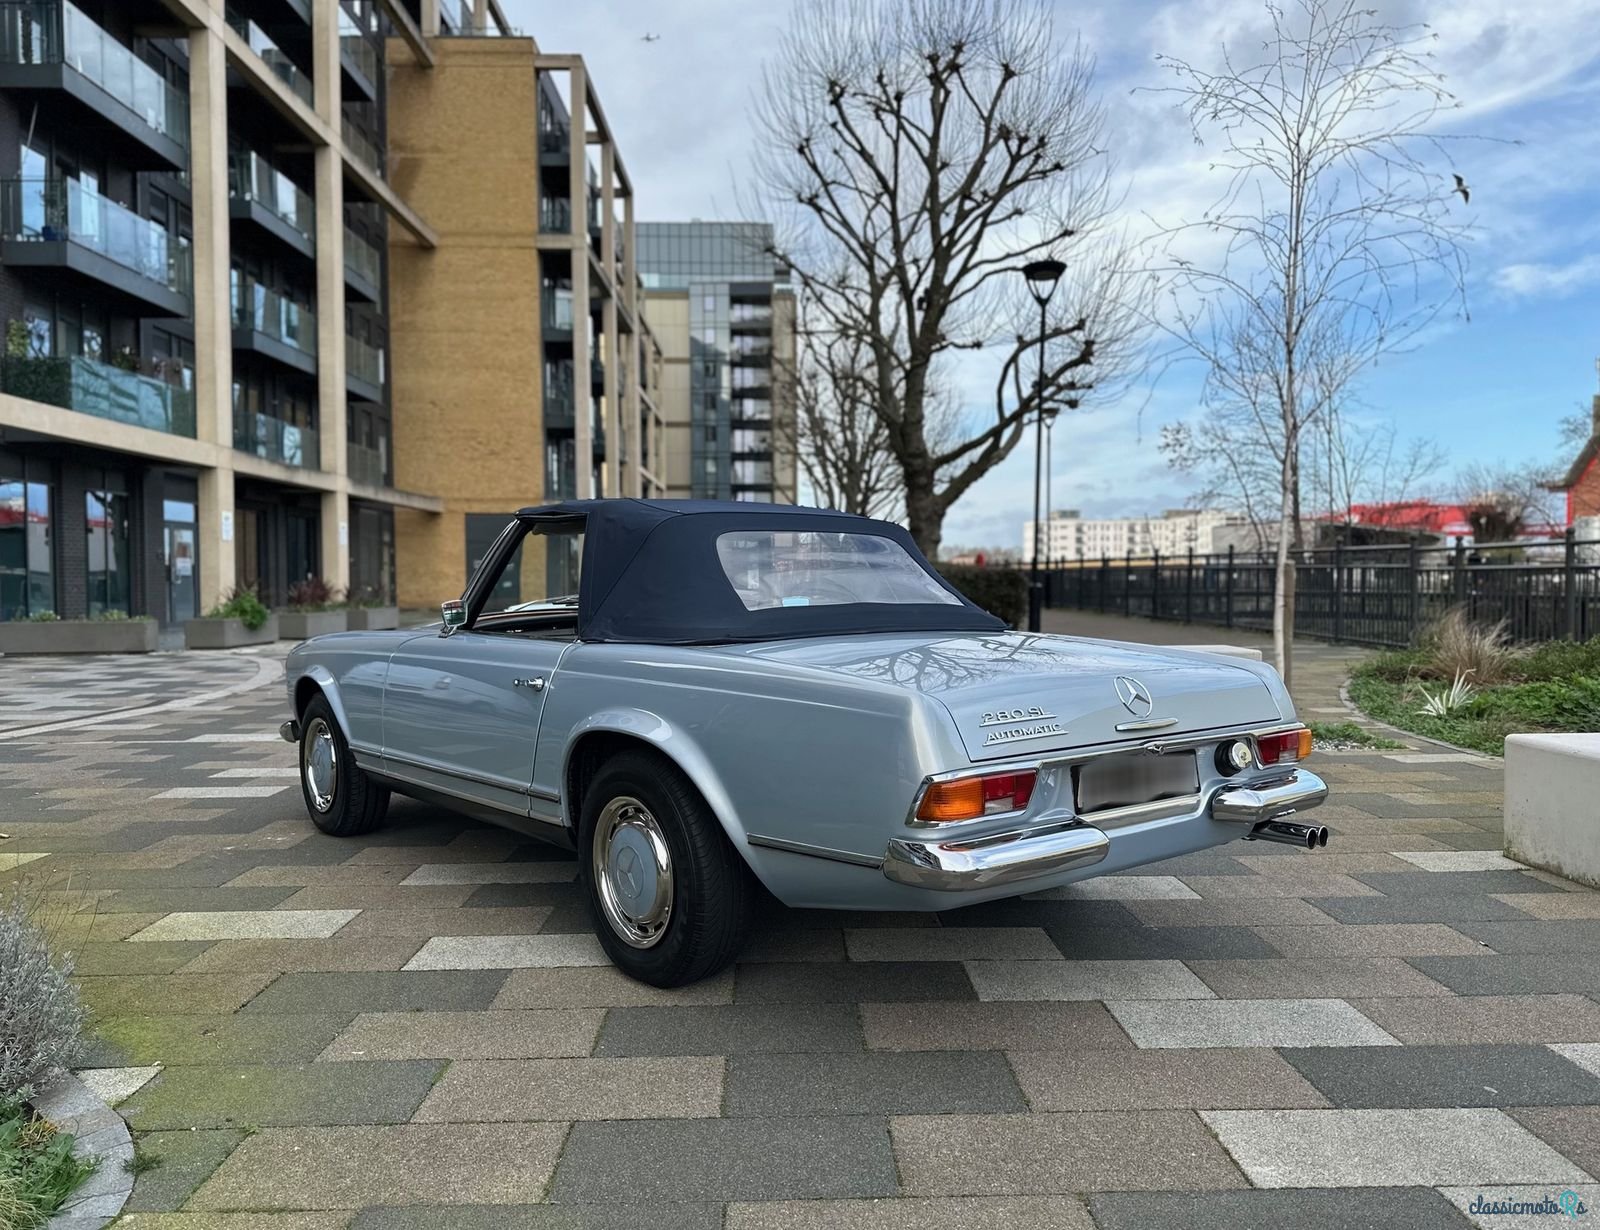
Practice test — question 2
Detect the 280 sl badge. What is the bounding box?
[979,706,1064,746]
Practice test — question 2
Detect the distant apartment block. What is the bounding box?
[636,221,796,504]
[1024,508,1248,563]
[0,0,660,627]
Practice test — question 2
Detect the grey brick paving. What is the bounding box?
[9,633,1600,1223]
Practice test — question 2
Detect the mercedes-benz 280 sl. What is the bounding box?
[281,499,1328,985]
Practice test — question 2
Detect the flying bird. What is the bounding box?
[1452,173,1470,205]
[641,32,660,42]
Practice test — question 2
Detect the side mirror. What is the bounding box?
[440,599,466,634]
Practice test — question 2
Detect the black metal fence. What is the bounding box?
[1042,531,1600,648]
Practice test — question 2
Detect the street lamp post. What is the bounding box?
[1022,258,1066,633]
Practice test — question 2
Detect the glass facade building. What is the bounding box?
[637,222,792,502]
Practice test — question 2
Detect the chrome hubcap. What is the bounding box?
[303,717,337,813]
[592,795,673,949]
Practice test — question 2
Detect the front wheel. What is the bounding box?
[298,695,389,837]
[579,750,751,986]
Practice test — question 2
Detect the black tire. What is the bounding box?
[579,749,751,987]
[298,694,389,837]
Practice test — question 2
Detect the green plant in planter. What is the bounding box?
[286,578,343,613]
[108,346,141,373]
[205,586,270,631]
[23,611,59,623]
[4,319,31,359]
[94,610,150,622]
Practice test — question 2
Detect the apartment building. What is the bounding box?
[1023,508,1248,563]
[0,0,659,628]
[385,28,663,605]
[637,221,796,504]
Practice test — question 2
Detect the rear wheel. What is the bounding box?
[298,695,389,837]
[579,749,751,986]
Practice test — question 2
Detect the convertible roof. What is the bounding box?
[512,499,1006,644]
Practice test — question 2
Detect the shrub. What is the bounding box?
[286,578,342,613]
[204,586,270,631]
[1416,671,1476,717]
[23,612,58,623]
[938,565,1028,627]
[0,891,86,1102]
[1519,637,1600,683]
[0,1097,99,1229]
[1418,607,1517,685]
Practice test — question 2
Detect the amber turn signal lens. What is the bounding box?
[916,770,1038,823]
[1256,727,1313,766]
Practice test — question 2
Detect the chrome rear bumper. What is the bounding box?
[1211,769,1328,824]
[882,822,1110,891]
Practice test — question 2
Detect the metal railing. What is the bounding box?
[0,1,189,148]
[542,288,574,330]
[234,412,319,469]
[1042,532,1600,646]
[225,7,313,108]
[229,143,314,240]
[232,277,317,355]
[343,226,381,287]
[0,177,192,299]
[338,14,378,85]
[1,354,194,436]
[539,196,571,233]
[346,333,385,389]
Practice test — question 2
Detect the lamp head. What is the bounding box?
[1022,258,1067,305]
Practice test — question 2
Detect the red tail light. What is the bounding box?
[916,770,1038,823]
[1257,727,1313,766]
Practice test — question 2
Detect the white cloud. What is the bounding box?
[1493,254,1600,299]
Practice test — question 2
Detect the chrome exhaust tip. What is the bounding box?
[1246,819,1329,850]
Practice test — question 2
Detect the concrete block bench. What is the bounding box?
[1505,733,1600,889]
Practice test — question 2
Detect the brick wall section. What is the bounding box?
[1561,397,1600,524]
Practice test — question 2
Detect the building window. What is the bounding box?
[0,458,54,620]
[85,483,131,618]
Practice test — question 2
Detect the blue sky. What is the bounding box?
[503,0,1600,550]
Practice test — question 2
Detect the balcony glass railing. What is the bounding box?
[346,334,385,389]
[347,440,388,487]
[0,2,189,149]
[343,121,385,180]
[234,412,319,469]
[0,177,192,300]
[344,226,381,287]
[731,303,774,324]
[1,354,194,436]
[229,144,313,241]
[541,288,573,330]
[539,196,570,233]
[338,12,378,84]
[232,278,317,355]
[225,7,313,108]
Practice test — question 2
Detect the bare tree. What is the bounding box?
[1308,410,1447,533]
[1459,462,1561,543]
[753,0,1147,557]
[1151,0,1476,688]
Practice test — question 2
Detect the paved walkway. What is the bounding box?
[2,625,1598,1229]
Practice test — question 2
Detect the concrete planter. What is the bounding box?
[184,613,278,649]
[346,605,399,631]
[278,610,349,641]
[1505,733,1600,889]
[0,618,158,655]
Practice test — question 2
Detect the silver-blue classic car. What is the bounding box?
[281,500,1328,985]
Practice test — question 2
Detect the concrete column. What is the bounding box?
[622,189,640,497]
[188,16,235,609]
[569,65,592,498]
[473,0,488,33]
[313,0,349,589]
[600,144,618,497]
[420,0,440,37]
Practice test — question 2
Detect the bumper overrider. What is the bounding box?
[882,768,1329,891]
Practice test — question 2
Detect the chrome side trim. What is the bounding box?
[883,822,1110,891]
[1115,717,1178,732]
[746,834,884,869]
[379,752,558,822]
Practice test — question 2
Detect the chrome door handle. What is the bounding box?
[513,677,546,691]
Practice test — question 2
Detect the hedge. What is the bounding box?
[938,565,1028,628]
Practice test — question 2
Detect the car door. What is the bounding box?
[380,517,578,820]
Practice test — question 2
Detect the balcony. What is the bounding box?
[225,8,313,109]
[539,196,571,234]
[234,411,320,470]
[0,2,188,171]
[338,12,377,100]
[343,121,385,181]
[543,365,575,430]
[229,144,314,258]
[232,277,317,375]
[346,334,385,404]
[541,288,574,337]
[731,302,773,328]
[0,354,195,437]
[347,440,389,487]
[0,177,191,316]
[343,227,382,303]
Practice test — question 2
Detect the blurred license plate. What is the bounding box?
[1075,751,1199,815]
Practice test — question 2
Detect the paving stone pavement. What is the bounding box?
[2,622,1598,1229]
